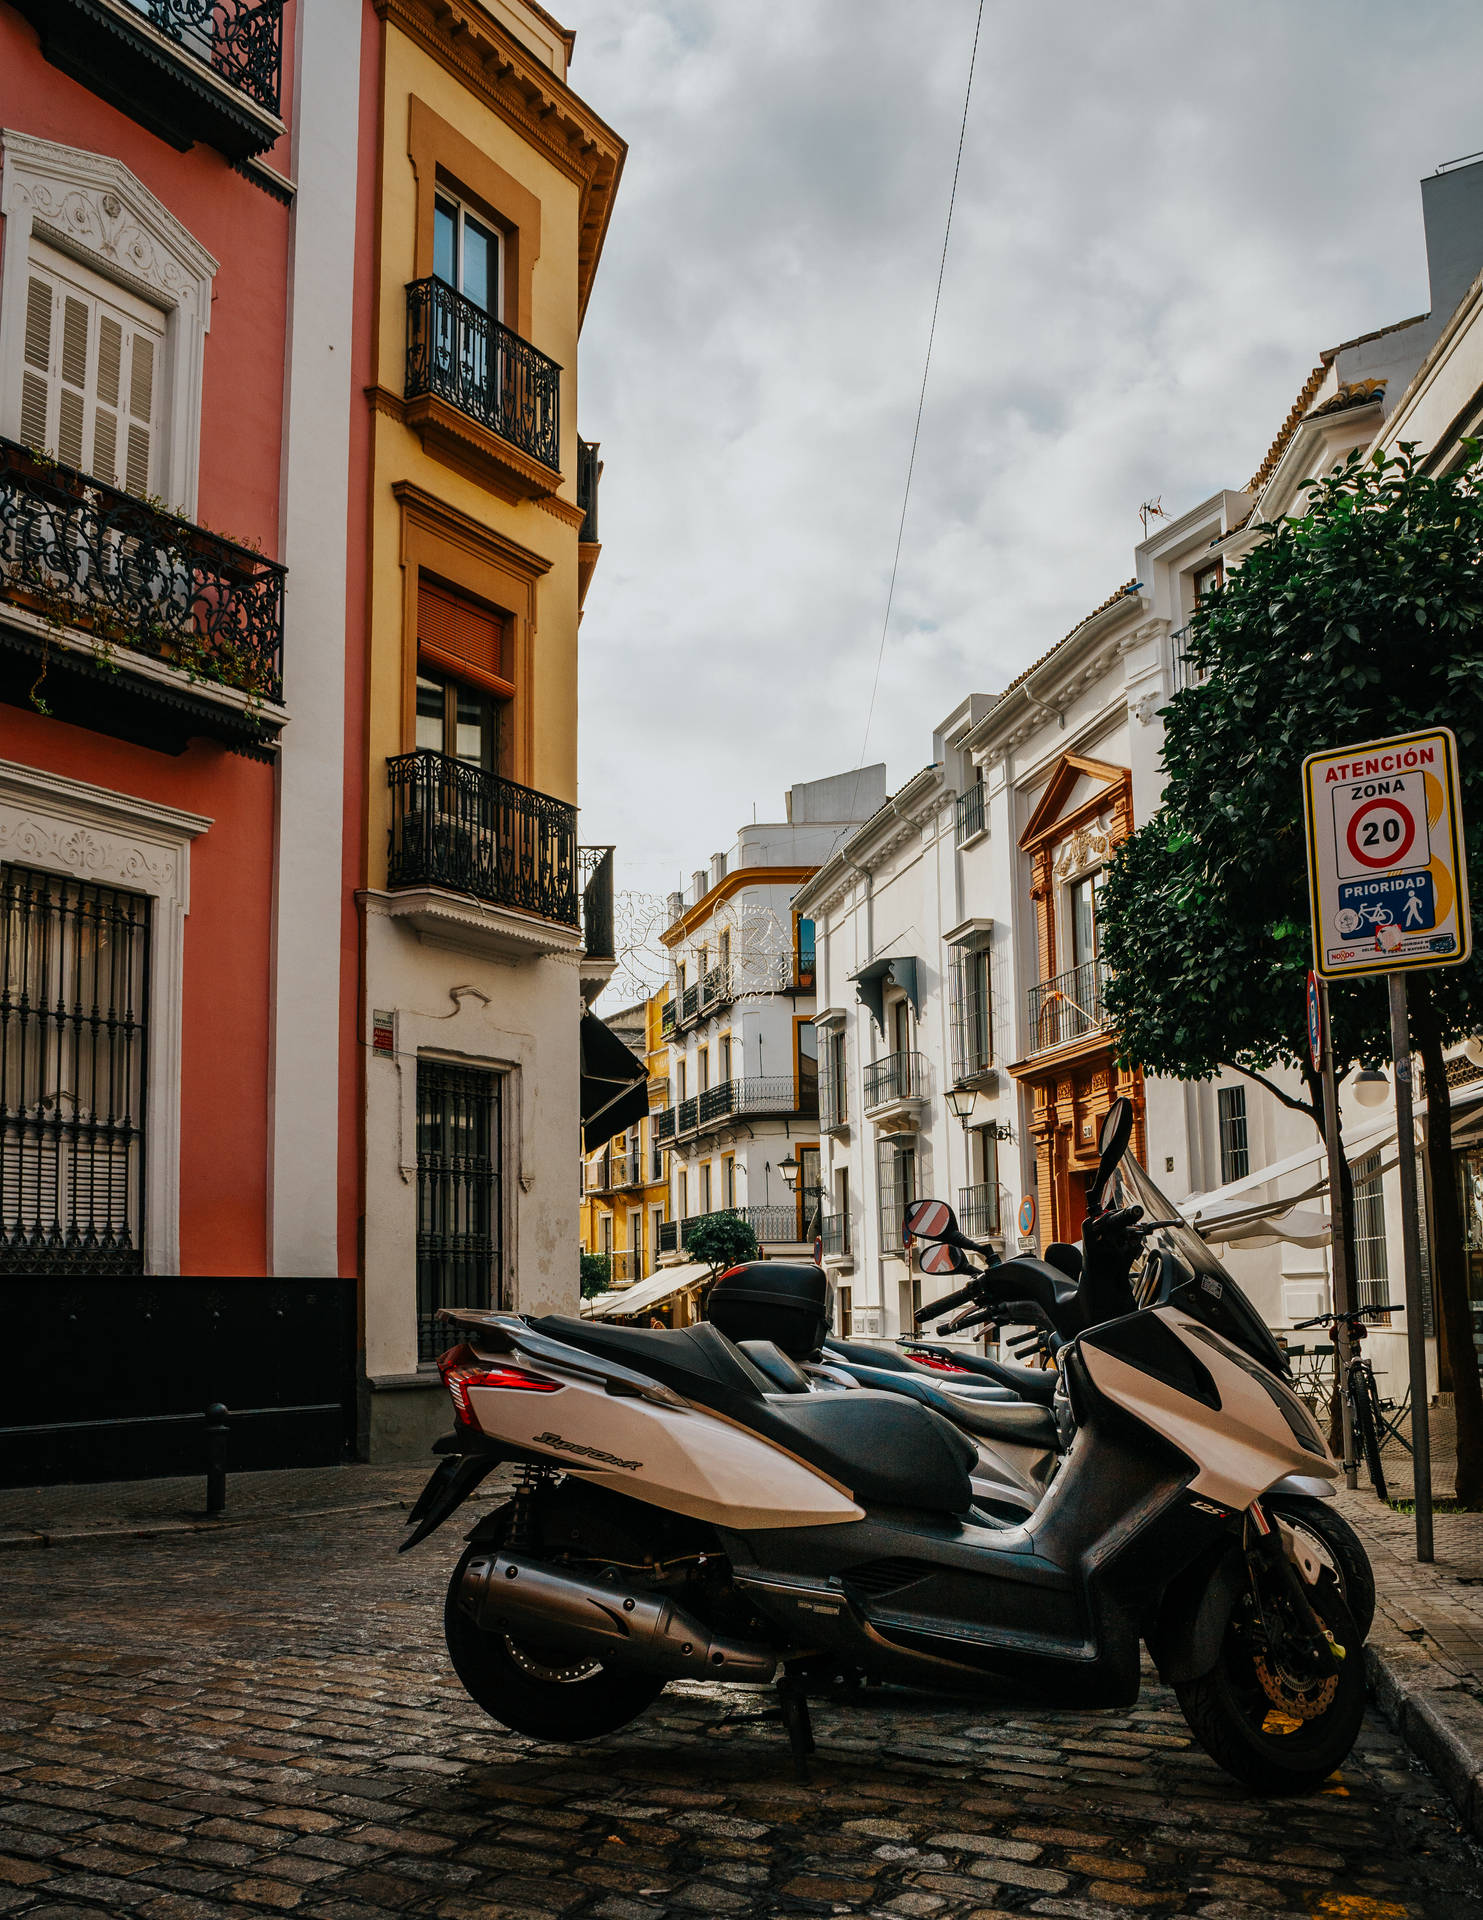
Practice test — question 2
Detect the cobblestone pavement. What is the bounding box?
[3,1499,1482,1920]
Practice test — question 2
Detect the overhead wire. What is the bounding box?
[833,0,986,856]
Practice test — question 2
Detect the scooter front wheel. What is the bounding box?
[444,1542,664,1741]
[1174,1575,1365,1794]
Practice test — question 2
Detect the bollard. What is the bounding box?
[204,1403,229,1516]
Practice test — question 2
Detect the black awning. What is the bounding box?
[580,1011,649,1152]
[848,955,921,1036]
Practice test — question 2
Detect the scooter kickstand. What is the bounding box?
[775,1673,816,1780]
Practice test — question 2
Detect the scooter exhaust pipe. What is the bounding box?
[458,1552,778,1684]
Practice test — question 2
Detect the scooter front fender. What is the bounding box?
[1145,1538,1245,1684]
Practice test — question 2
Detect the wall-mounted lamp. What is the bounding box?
[1352,1068,1390,1108]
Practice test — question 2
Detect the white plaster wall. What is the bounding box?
[362,905,582,1380]
[269,0,360,1278]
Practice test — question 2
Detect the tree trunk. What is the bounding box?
[1413,1001,1483,1508]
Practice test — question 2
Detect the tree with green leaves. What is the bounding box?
[580,1252,613,1299]
[1100,444,1483,1504]
[684,1211,760,1275]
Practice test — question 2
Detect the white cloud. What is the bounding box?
[565,0,1483,897]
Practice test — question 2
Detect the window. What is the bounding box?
[1352,1151,1390,1321]
[649,1130,664,1181]
[799,1145,821,1239]
[677,1058,688,1102]
[890,998,912,1059]
[0,864,149,1274]
[838,1284,853,1336]
[678,1169,689,1217]
[719,1034,732,1085]
[956,773,986,846]
[795,916,816,989]
[415,577,512,771]
[1194,561,1223,606]
[697,1047,709,1094]
[719,929,731,980]
[877,1137,916,1253]
[416,1061,502,1360]
[650,1204,665,1251]
[796,1020,819,1108]
[1068,873,1103,970]
[701,1162,713,1214]
[949,945,992,1080]
[629,1209,643,1262]
[1217,1085,1249,1185]
[18,245,164,495]
[722,1154,735,1209]
[434,193,502,316]
[821,1027,847,1132]
[599,1212,613,1254]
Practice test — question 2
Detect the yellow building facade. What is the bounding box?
[581,991,673,1298]
[359,0,624,1456]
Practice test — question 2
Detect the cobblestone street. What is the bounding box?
[1,1497,1481,1920]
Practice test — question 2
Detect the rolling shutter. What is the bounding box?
[17,244,164,496]
[417,577,513,696]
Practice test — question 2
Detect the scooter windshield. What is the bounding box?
[1104,1153,1290,1379]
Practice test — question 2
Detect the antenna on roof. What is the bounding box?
[1138,497,1168,537]
[1436,150,1483,174]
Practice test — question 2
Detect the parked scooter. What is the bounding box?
[402,1098,1368,1793]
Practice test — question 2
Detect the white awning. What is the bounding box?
[581,1260,712,1321]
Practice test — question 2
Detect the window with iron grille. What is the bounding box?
[416,1060,502,1361]
[1217,1085,1249,1185]
[877,1137,916,1253]
[820,1026,847,1132]
[1,864,150,1274]
[949,945,991,1081]
[1351,1150,1390,1321]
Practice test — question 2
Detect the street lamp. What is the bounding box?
[946,1085,976,1123]
[778,1151,800,1191]
[1353,1068,1390,1108]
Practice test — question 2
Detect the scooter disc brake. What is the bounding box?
[503,1637,602,1685]
[1252,1632,1339,1722]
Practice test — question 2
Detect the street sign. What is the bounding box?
[1017,1194,1036,1238]
[1302,726,1470,979]
[1306,970,1322,1073]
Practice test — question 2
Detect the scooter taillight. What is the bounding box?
[437,1344,560,1425]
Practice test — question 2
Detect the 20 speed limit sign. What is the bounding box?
[1302,726,1470,979]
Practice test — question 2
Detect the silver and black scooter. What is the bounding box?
[401,1099,1367,1794]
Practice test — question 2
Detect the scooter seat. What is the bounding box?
[737,1339,811,1393]
[834,1362,1057,1449]
[531,1317,976,1514]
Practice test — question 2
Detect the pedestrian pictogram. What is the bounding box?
[1301,726,1470,979]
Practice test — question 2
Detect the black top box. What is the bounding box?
[707,1261,834,1362]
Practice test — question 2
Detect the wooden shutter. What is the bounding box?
[417,577,513,697]
[17,246,164,495]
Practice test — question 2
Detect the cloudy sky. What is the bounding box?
[565,1,1483,909]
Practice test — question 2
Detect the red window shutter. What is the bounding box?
[417,578,511,693]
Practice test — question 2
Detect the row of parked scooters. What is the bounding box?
[404,1097,1376,1795]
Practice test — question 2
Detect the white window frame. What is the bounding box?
[0,757,212,1276]
[0,131,217,516]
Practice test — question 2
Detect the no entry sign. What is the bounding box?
[1302,726,1470,979]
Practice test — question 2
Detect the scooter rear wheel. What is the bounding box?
[444,1539,664,1742]
[1174,1575,1365,1794]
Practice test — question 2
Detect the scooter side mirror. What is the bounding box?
[903,1198,958,1242]
[919,1240,969,1276]
[1091,1096,1134,1211]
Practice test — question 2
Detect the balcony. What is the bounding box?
[1169,624,1206,695]
[660,1205,812,1254]
[578,437,601,544]
[819,1071,849,1137]
[579,847,614,958]
[0,437,286,754]
[1026,959,1109,1054]
[585,1149,641,1194]
[653,1107,676,1145]
[862,1050,929,1129]
[18,0,286,162]
[661,1002,677,1041]
[958,1183,1002,1240]
[404,279,562,494]
[385,750,580,957]
[587,1248,642,1288]
[818,1213,851,1260]
[955,782,987,846]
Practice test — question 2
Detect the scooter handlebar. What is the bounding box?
[914,1280,982,1324]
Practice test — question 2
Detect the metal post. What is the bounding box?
[1387,974,1434,1563]
[204,1403,229,1517]
[1316,980,1357,1489]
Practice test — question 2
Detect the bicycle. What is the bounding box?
[1292,1304,1402,1501]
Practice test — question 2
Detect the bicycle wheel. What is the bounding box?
[1350,1365,1389,1503]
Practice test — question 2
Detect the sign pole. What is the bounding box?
[1315,978,1357,1490]
[1386,973,1434,1563]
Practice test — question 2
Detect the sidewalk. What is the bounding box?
[0,1460,437,1549]
[1336,1485,1483,1839]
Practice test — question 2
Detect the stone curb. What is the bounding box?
[1366,1642,1483,1841]
[0,1495,410,1553]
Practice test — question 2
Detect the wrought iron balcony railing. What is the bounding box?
[585,1248,642,1288]
[818,1213,851,1257]
[386,750,578,926]
[956,781,987,845]
[653,1106,676,1144]
[695,1077,817,1132]
[0,437,285,703]
[1169,624,1206,695]
[658,1219,678,1253]
[405,279,561,472]
[584,1149,640,1193]
[660,1205,811,1255]
[1026,958,1109,1053]
[578,437,601,543]
[863,1050,929,1110]
[579,846,614,960]
[134,0,283,111]
[819,1069,849,1135]
[958,1183,1003,1240]
[661,1002,677,1040]
[677,1096,699,1134]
